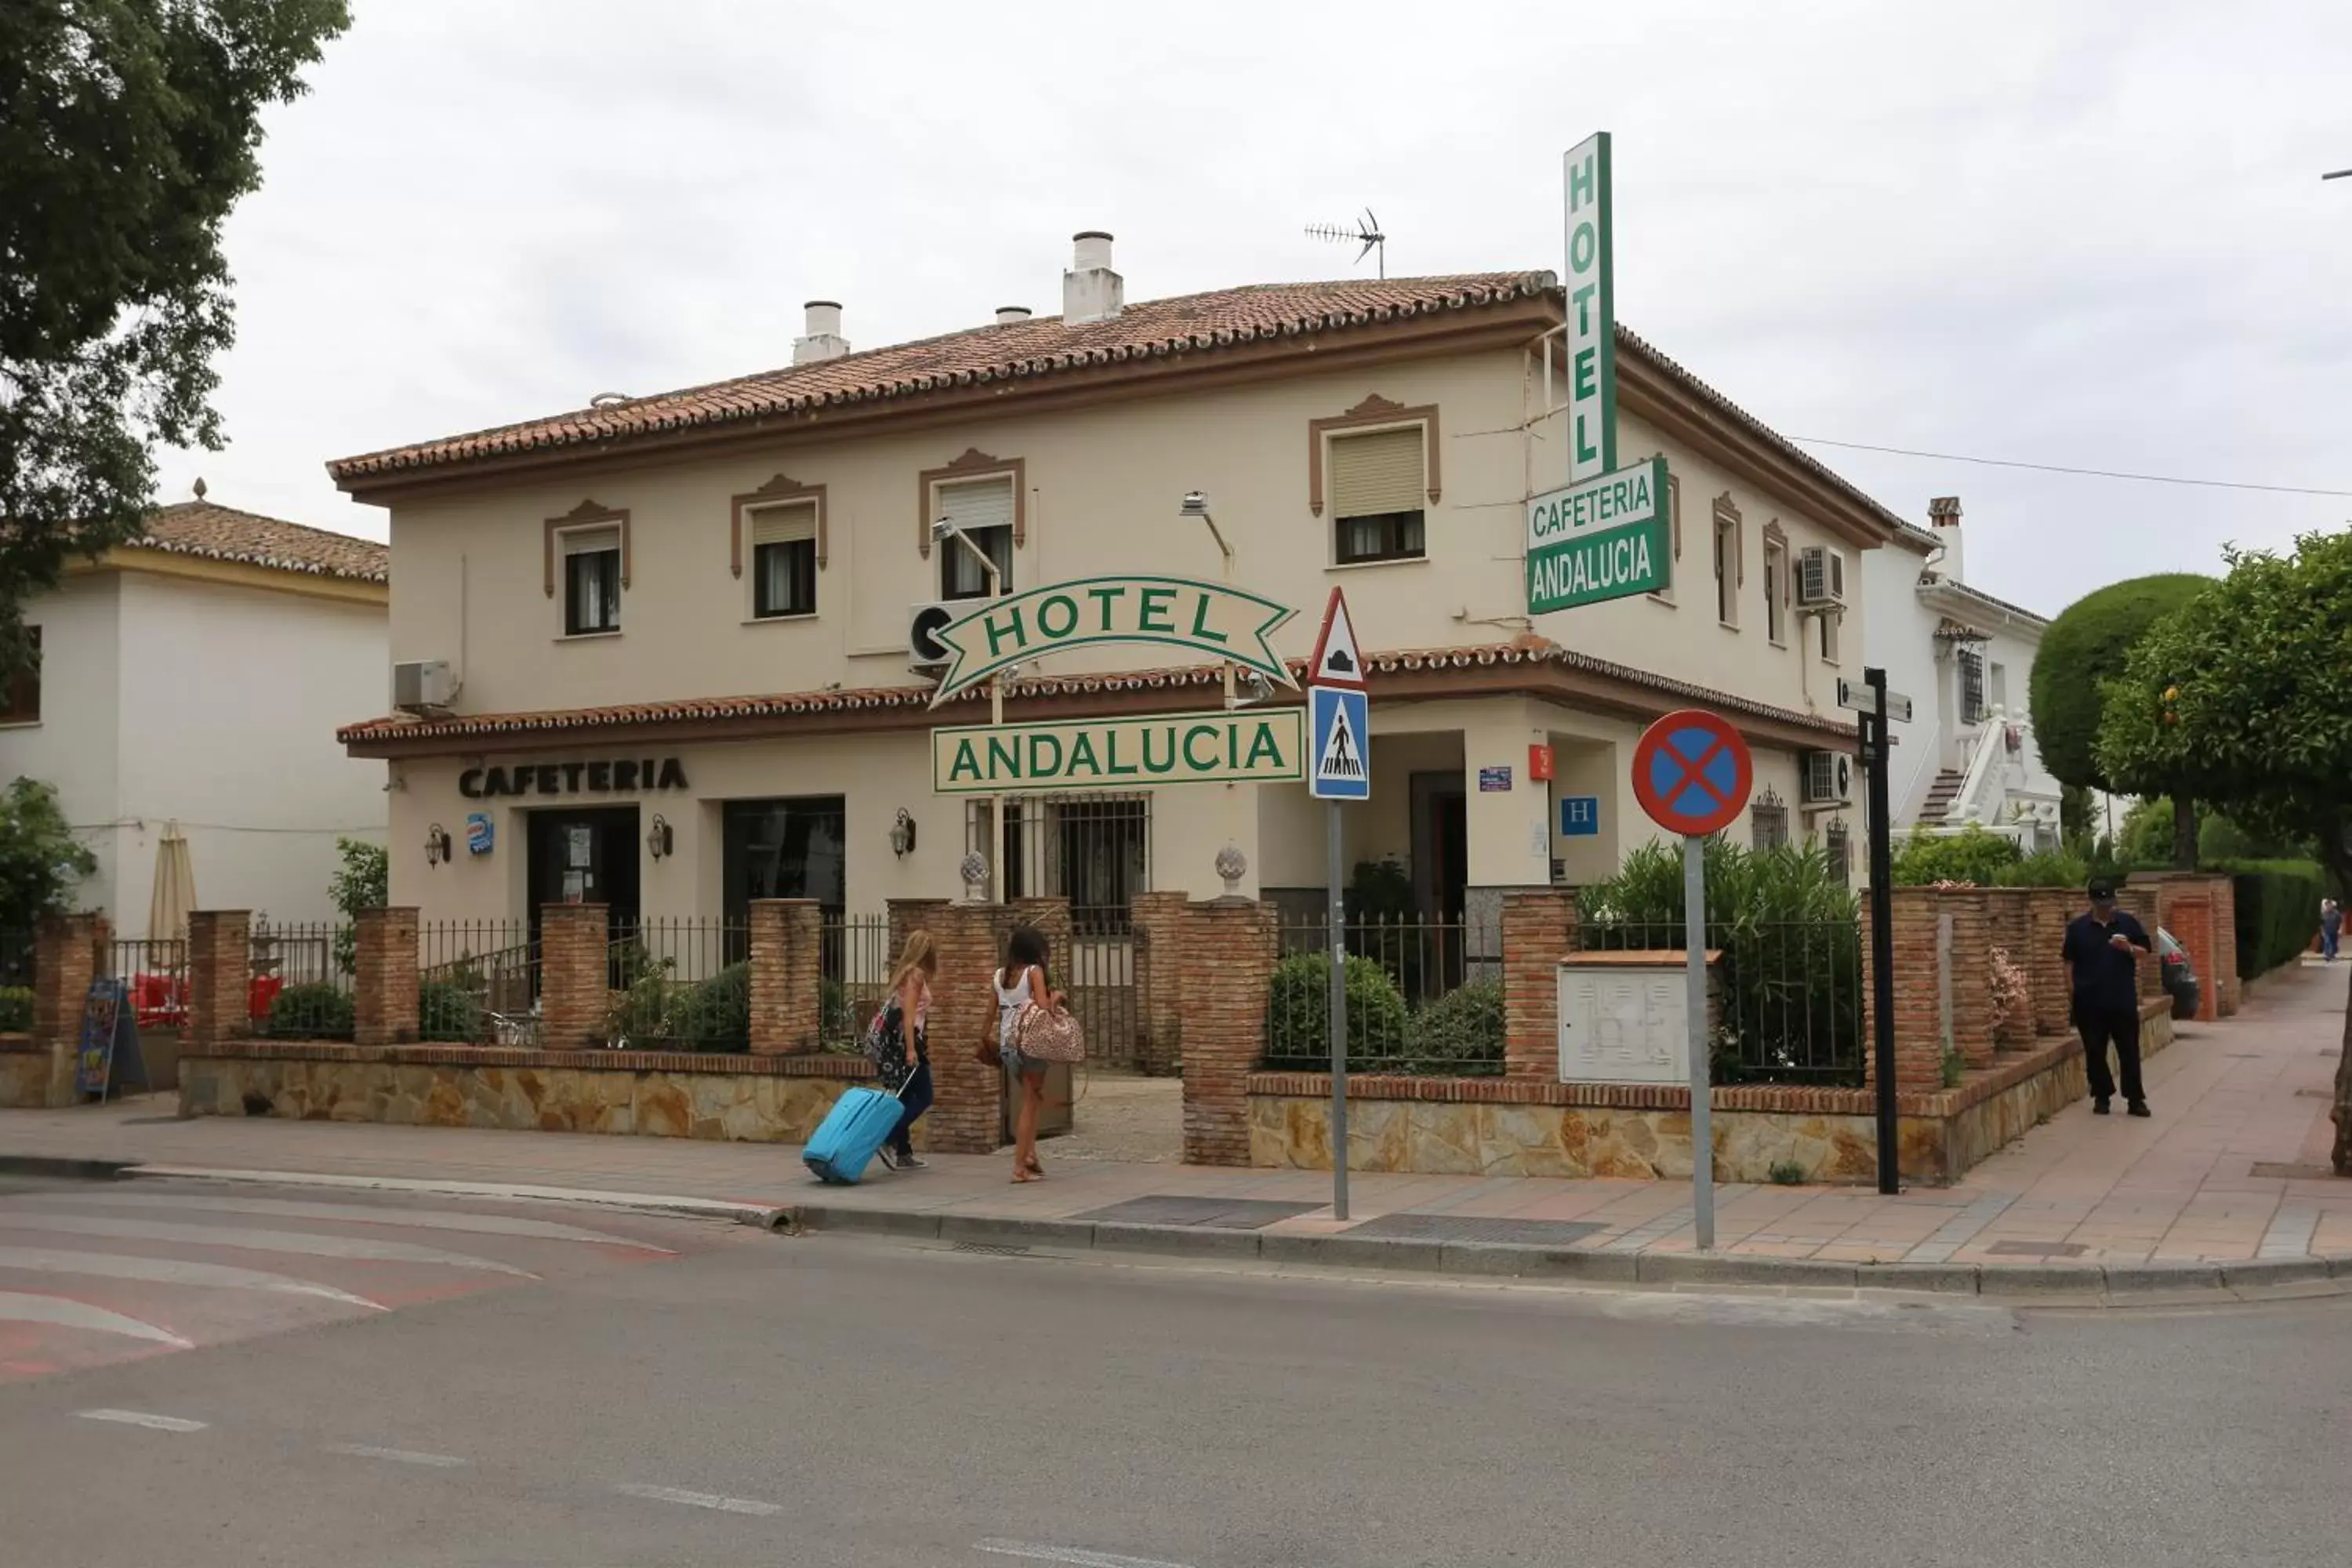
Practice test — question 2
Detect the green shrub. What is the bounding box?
[269,982,354,1040]
[2215,858,2325,980]
[1991,850,2090,888]
[1403,978,1504,1073]
[418,979,479,1043]
[0,985,30,1033]
[668,962,751,1052]
[1767,1160,1806,1187]
[1892,826,2022,886]
[1266,952,1410,1065]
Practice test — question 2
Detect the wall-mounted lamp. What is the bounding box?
[423,824,452,866]
[888,809,918,858]
[646,814,673,861]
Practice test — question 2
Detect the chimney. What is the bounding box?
[995,305,1033,326]
[1926,495,1963,583]
[793,300,849,365]
[1062,231,1123,325]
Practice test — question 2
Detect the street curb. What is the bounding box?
[42,1160,2352,1301]
[0,1155,139,1181]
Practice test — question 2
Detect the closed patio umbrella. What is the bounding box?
[147,821,197,947]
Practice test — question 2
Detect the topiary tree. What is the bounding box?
[2031,575,2212,866]
[2093,530,2352,1171]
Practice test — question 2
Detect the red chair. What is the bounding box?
[131,972,187,1029]
[249,974,284,1027]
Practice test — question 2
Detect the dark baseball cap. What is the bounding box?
[2087,877,2118,902]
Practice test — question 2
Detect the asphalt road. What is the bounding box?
[0,1177,2345,1567]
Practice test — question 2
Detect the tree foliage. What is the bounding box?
[0,1,350,673]
[2030,575,2212,793]
[0,776,98,927]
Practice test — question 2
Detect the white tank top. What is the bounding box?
[994,966,1034,1048]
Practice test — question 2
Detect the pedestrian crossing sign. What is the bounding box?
[1310,684,1370,800]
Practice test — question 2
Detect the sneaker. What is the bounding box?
[2126,1102,2151,1118]
[2092,1098,2112,1116]
[874,1146,898,1171]
[895,1152,927,1170]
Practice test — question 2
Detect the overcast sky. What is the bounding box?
[159,0,2350,618]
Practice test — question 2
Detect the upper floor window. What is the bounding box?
[1330,426,1427,565]
[1958,648,1986,724]
[938,476,1015,601]
[1989,659,2009,713]
[1711,495,1742,627]
[0,627,41,724]
[749,503,818,619]
[562,528,622,636]
[1762,535,1789,646]
[1818,609,1842,666]
[1650,472,1682,604]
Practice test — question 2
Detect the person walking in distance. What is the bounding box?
[2062,878,2154,1117]
[2321,898,2342,963]
[994,924,1062,1184]
[870,931,937,1171]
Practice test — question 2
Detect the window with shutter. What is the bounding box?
[1762,539,1788,645]
[0,626,40,724]
[561,527,622,635]
[937,476,1016,600]
[749,503,818,619]
[1329,426,1427,564]
[1958,649,1985,724]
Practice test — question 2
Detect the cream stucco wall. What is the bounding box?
[0,568,387,939]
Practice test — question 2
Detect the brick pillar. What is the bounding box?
[1180,898,1272,1167]
[33,913,109,1047]
[352,907,419,1047]
[892,897,1009,1153]
[183,910,252,1045]
[1867,888,1947,1094]
[1981,888,2034,1048]
[1501,887,1576,1083]
[1946,888,1997,1069]
[2025,889,2074,1039]
[2117,885,2163,1006]
[748,899,822,1054]
[539,903,610,1050]
[1131,891,1189,1076]
[2212,874,2241,1016]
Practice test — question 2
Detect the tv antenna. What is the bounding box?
[1305,209,1387,278]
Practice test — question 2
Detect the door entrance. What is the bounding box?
[1410,772,1468,994]
[527,808,642,969]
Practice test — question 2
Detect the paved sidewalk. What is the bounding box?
[5,966,2347,1288]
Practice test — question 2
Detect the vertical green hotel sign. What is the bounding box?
[1563,131,1616,481]
[1526,456,1669,612]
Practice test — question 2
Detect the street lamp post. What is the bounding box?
[935,516,1008,904]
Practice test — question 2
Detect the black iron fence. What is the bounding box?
[1263,912,1501,1076]
[251,919,355,1040]
[103,938,190,1033]
[608,916,750,1051]
[1570,917,1864,1085]
[821,913,891,1051]
[419,919,536,1046]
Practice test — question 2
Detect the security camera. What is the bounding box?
[1226,669,1273,710]
[1178,490,1211,521]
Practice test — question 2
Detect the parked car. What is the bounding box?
[2157,927,2199,1020]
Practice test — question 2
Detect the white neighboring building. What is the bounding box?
[0,488,390,938]
[1861,498,2063,849]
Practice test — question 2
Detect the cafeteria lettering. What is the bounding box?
[459,757,691,798]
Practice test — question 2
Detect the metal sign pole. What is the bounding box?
[1864,665,1900,1195]
[1682,833,1714,1249]
[1327,798,1350,1221]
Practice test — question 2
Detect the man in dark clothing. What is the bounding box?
[2061,878,2154,1116]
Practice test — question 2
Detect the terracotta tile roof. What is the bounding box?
[327,273,1558,483]
[130,499,387,583]
[336,639,1855,748]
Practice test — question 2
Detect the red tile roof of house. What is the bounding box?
[132,498,387,583]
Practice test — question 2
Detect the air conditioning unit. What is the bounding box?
[1796,546,1846,608]
[1800,749,1852,807]
[392,659,456,713]
[908,601,963,669]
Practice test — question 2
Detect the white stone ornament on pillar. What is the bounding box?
[960,851,991,901]
[1215,844,1247,898]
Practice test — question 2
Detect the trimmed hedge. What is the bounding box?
[2215,858,2325,981]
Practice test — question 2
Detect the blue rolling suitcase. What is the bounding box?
[803,1085,904,1185]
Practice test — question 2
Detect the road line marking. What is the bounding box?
[325,1443,466,1468]
[612,1483,782,1516]
[0,1214,535,1276]
[0,1245,386,1309]
[78,1408,207,1432]
[0,1291,192,1347]
[975,1541,1196,1568]
[53,1194,674,1253]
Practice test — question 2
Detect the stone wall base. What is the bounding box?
[0,1038,77,1109]
[179,1044,891,1146]
[1247,1000,2176,1187]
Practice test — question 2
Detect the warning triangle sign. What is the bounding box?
[1317,700,1365,782]
[1307,586,1365,688]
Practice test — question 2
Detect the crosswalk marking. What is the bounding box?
[613,1483,782,1515]
[326,1443,466,1468]
[78,1409,207,1432]
[0,1293,191,1347]
[975,1541,1196,1568]
[52,1192,673,1252]
[0,1214,535,1276]
[0,1245,384,1309]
